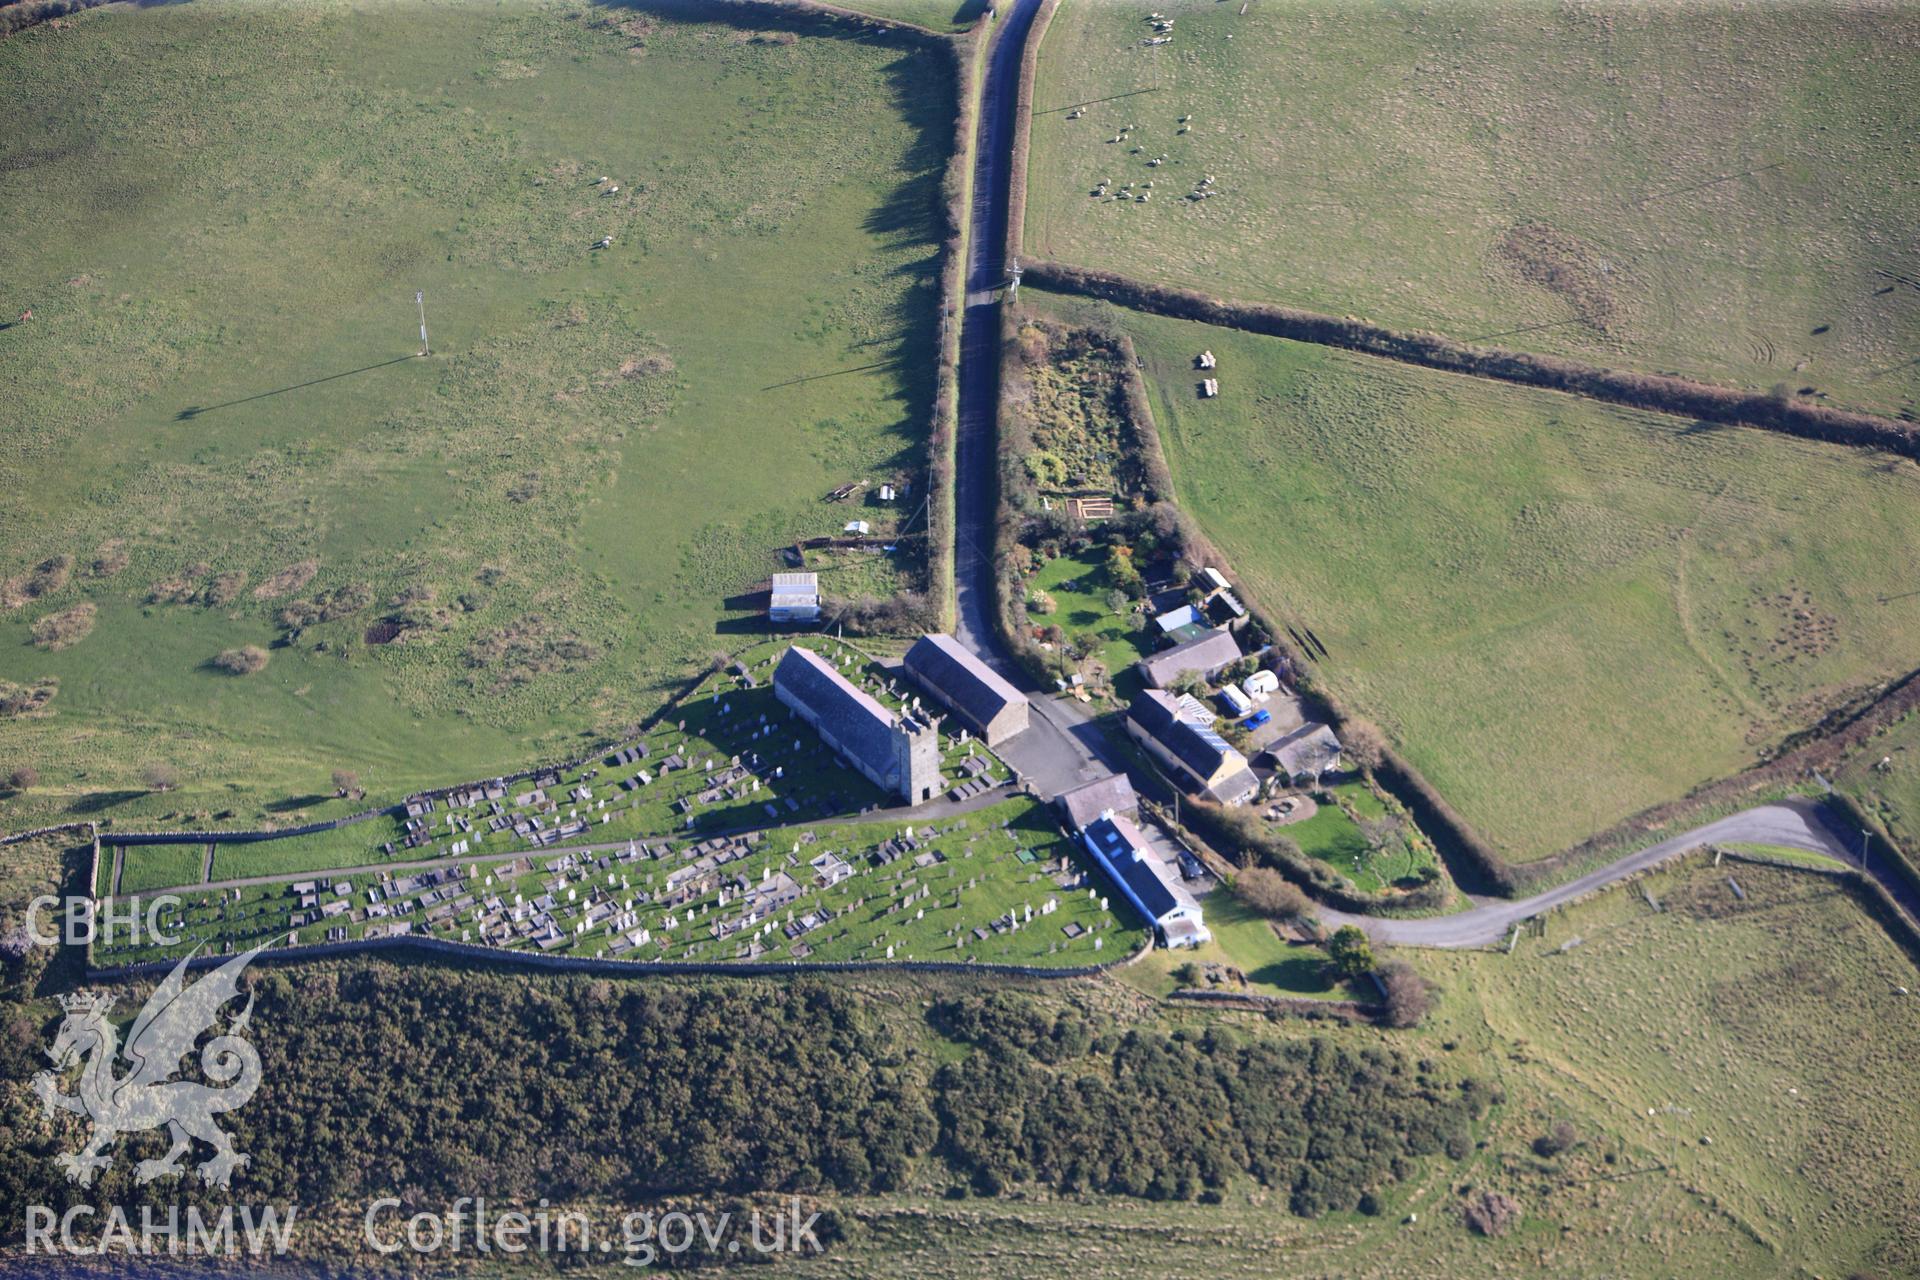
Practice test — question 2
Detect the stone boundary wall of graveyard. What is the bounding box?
[92,634,1004,885]
[84,921,1157,984]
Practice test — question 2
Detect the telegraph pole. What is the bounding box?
[415,290,430,357]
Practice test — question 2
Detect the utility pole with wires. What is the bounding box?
[415,290,430,357]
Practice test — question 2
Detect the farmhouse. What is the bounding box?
[1080,810,1209,948]
[773,645,943,804]
[1137,626,1242,689]
[1127,689,1258,806]
[902,633,1030,746]
[1268,722,1344,785]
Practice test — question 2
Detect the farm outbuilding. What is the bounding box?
[1056,772,1138,835]
[903,633,1030,746]
[1137,626,1242,689]
[768,572,820,623]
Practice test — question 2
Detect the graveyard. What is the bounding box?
[109,637,1017,893]
[92,795,1144,970]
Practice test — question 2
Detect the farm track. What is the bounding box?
[950,0,1920,949]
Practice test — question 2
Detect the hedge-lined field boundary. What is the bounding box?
[1024,259,1920,458]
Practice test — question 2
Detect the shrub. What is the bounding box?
[3,766,38,793]
[1171,961,1201,988]
[1232,866,1312,922]
[1026,590,1057,616]
[1533,1120,1577,1158]
[29,602,96,651]
[1463,1190,1521,1237]
[214,646,270,676]
[1327,925,1376,978]
[1378,960,1432,1028]
[141,763,182,793]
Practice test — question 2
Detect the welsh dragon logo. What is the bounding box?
[31,946,266,1188]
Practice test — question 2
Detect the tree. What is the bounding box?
[3,765,37,793]
[1326,925,1375,979]
[1340,717,1390,771]
[1106,544,1144,597]
[1378,960,1432,1028]
[1104,588,1129,615]
[1232,867,1313,923]
[142,762,181,793]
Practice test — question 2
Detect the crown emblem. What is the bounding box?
[58,990,114,1016]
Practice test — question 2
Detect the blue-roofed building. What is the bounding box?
[1080,812,1209,948]
[774,646,943,804]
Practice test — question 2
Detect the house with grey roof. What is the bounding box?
[769,572,820,623]
[1126,689,1258,806]
[1081,811,1209,948]
[1056,772,1138,835]
[1136,626,1242,689]
[774,646,942,804]
[902,633,1030,746]
[1268,722,1343,785]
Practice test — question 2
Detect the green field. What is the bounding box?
[1837,707,1920,860]
[1021,290,1920,861]
[838,0,985,32]
[1025,0,1920,417]
[0,0,950,832]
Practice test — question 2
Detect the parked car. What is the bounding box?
[1242,707,1272,730]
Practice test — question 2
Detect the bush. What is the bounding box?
[1232,866,1312,922]
[28,602,95,651]
[1533,1120,1577,1158]
[1027,590,1057,616]
[1463,1190,1521,1237]
[213,645,270,676]
[141,763,182,793]
[1327,925,1376,979]
[3,766,38,793]
[1171,961,1202,988]
[1378,960,1432,1028]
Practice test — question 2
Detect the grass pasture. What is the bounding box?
[1023,289,1920,861]
[1837,707,1920,862]
[1024,0,1920,417]
[0,0,951,832]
